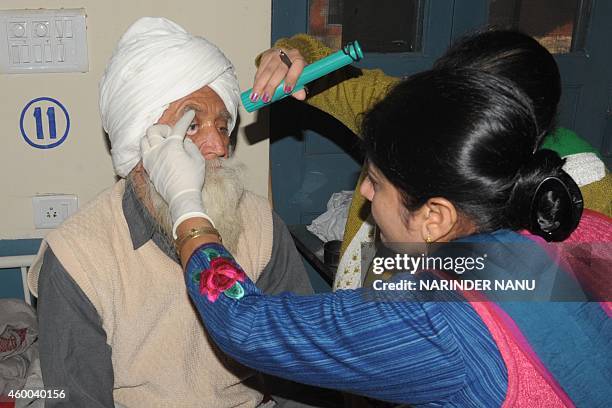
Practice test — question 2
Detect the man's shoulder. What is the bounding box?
[238,190,276,232]
[235,189,275,276]
[239,189,271,209]
[30,181,126,298]
[50,181,125,242]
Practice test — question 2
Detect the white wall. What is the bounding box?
[0,0,271,239]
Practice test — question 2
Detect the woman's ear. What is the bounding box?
[420,197,458,242]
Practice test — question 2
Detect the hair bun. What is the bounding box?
[508,149,583,241]
[529,171,583,241]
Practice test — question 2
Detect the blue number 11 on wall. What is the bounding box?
[20,97,70,149]
[33,107,57,139]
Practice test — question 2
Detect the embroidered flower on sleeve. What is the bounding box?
[201,247,221,260]
[199,257,246,302]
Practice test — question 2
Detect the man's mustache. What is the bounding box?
[142,155,245,253]
[205,158,224,171]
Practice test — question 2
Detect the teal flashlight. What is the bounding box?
[241,41,364,113]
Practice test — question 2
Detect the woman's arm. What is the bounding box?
[182,240,466,404]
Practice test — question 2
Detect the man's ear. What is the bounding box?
[420,197,458,242]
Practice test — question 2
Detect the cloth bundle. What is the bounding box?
[307,191,353,242]
[0,299,38,395]
[99,17,240,177]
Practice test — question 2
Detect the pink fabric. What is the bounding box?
[430,211,610,405]
[467,212,612,406]
[519,209,612,243]
[469,301,573,407]
[562,210,612,315]
[520,209,612,315]
[563,209,612,244]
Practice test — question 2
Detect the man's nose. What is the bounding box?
[193,128,228,159]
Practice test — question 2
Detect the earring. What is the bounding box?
[425,236,432,244]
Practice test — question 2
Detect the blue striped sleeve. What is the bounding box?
[186,245,467,404]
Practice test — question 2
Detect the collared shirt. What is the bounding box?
[36,178,316,407]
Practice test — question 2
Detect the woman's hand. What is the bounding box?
[250,48,308,103]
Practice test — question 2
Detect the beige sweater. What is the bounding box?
[29,180,274,407]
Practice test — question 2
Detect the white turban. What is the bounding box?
[99,17,240,177]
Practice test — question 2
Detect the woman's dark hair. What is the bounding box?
[362,69,582,241]
[433,29,561,144]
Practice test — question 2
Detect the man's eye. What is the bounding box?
[219,126,229,135]
[186,122,198,136]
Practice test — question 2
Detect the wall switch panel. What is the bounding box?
[0,8,88,74]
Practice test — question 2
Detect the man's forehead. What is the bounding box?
[172,86,230,117]
[179,86,221,105]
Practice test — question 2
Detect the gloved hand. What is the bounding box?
[141,110,213,238]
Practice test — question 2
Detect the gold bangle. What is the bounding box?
[175,226,222,253]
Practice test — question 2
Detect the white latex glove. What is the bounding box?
[141,110,213,238]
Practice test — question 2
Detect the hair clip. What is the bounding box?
[529,172,583,241]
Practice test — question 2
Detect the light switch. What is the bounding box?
[11,45,20,63]
[44,43,52,62]
[33,45,42,62]
[57,43,64,62]
[65,20,72,38]
[0,8,88,73]
[21,45,29,62]
[55,20,63,37]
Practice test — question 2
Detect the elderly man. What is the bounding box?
[27,17,318,407]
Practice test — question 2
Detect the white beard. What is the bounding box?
[143,158,246,254]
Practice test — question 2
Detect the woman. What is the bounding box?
[141,68,610,406]
[253,29,611,292]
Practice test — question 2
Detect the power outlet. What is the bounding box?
[32,194,78,229]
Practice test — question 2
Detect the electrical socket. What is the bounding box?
[32,194,78,229]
